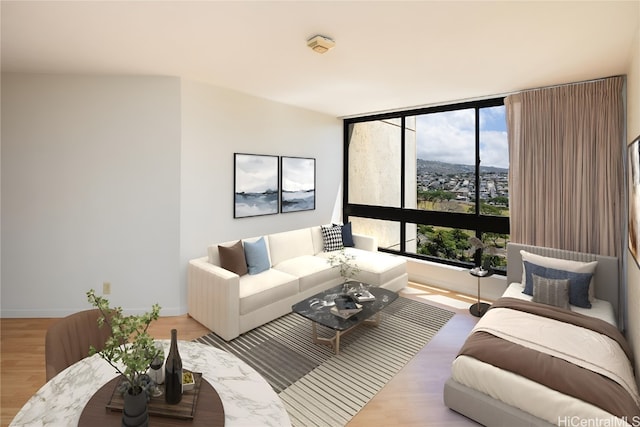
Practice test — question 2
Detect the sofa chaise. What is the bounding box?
[187,225,408,341]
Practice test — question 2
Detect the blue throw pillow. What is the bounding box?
[338,222,355,247]
[243,237,270,275]
[522,261,592,308]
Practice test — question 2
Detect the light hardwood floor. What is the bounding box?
[1,283,486,427]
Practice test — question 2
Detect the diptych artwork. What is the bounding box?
[234,154,279,218]
[281,157,316,213]
[234,154,316,218]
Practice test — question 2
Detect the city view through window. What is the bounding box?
[411,106,509,268]
[345,99,510,272]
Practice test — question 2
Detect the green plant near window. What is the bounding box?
[327,248,361,284]
[86,289,161,396]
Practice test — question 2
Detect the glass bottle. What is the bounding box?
[164,329,183,404]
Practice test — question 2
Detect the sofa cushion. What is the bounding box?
[268,228,315,266]
[317,248,406,286]
[339,222,355,247]
[274,255,341,292]
[310,226,326,254]
[244,237,271,275]
[321,224,344,251]
[218,240,248,276]
[238,269,299,315]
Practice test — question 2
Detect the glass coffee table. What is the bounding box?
[291,281,398,354]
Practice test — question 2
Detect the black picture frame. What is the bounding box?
[234,153,279,218]
[280,156,316,213]
[629,135,640,268]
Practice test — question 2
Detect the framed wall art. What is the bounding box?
[234,153,279,218]
[629,135,640,267]
[280,156,316,213]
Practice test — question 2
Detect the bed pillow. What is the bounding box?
[321,224,344,252]
[243,236,270,275]
[531,274,570,309]
[218,240,248,276]
[520,250,598,302]
[522,261,592,308]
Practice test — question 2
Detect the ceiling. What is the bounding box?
[2,1,639,118]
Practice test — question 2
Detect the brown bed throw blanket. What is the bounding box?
[458,298,640,421]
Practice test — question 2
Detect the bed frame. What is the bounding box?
[443,242,620,426]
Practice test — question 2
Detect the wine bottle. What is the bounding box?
[164,329,183,404]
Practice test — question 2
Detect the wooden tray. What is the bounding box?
[106,372,203,420]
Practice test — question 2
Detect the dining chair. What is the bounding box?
[45,309,113,381]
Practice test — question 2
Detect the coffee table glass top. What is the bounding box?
[291,282,398,331]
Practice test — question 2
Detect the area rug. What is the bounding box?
[194,297,454,427]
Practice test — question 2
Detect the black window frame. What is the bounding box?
[343,97,510,273]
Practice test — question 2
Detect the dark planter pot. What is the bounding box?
[122,389,149,427]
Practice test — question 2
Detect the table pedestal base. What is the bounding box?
[469,302,491,317]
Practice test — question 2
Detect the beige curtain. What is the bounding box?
[505,76,624,257]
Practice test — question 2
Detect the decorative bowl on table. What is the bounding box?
[182,370,195,391]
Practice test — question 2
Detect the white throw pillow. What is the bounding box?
[520,250,598,302]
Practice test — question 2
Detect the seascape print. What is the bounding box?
[234,154,279,218]
[281,157,315,213]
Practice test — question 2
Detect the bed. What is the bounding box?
[443,243,639,426]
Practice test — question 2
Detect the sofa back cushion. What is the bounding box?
[310,225,326,254]
[268,228,314,266]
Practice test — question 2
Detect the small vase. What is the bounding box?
[122,388,149,427]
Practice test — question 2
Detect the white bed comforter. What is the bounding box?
[451,305,640,426]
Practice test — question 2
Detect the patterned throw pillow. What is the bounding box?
[531,274,571,309]
[321,225,344,252]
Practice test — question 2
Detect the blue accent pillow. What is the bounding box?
[339,222,355,247]
[522,261,592,308]
[243,237,270,275]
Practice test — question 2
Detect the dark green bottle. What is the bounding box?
[164,329,183,404]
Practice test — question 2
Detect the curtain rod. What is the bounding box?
[341,74,625,120]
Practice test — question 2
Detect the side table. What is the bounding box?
[469,267,492,317]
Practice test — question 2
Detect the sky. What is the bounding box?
[235,154,278,193]
[281,157,315,192]
[415,106,508,169]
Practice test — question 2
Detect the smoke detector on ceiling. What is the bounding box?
[307,35,335,54]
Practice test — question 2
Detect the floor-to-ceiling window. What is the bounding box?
[344,98,510,273]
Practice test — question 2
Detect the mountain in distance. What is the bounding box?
[417,159,508,174]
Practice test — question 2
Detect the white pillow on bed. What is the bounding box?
[520,250,598,302]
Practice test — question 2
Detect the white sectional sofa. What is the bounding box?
[187,225,408,341]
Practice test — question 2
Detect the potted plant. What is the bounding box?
[327,248,361,292]
[86,289,161,427]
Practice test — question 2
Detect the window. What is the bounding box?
[344,98,509,273]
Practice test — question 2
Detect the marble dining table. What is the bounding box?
[10,340,291,427]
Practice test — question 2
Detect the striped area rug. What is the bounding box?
[194,297,454,427]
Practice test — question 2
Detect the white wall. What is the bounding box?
[178,80,342,307]
[0,74,342,317]
[625,25,640,380]
[1,74,182,315]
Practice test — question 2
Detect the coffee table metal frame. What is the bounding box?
[291,282,398,354]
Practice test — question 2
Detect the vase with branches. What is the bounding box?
[327,248,361,292]
[468,236,498,271]
[86,289,161,398]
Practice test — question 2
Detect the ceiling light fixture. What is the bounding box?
[307,35,335,54]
